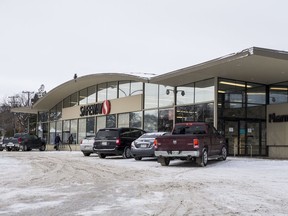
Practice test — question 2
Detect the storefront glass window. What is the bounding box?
[131,82,143,96]
[70,93,78,106]
[49,106,57,121]
[63,120,70,142]
[87,86,96,104]
[145,83,158,109]
[195,79,214,103]
[269,84,288,104]
[106,114,116,128]
[56,102,62,120]
[119,81,130,98]
[144,109,158,132]
[159,85,174,108]
[97,83,107,102]
[97,116,106,131]
[56,121,62,141]
[107,82,118,100]
[176,105,195,123]
[86,117,95,136]
[63,96,70,108]
[247,83,266,105]
[70,119,78,144]
[194,103,214,123]
[38,112,48,122]
[118,113,129,127]
[49,122,56,144]
[78,118,86,143]
[158,108,174,132]
[130,111,142,128]
[79,88,88,105]
[176,83,194,105]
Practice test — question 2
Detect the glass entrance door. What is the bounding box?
[224,121,239,155]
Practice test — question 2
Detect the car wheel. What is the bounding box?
[6,148,12,152]
[39,145,46,151]
[220,146,227,161]
[123,147,132,159]
[83,152,91,156]
[98,153,106,159]
[134,156,142,161]
[158,157,170,166]
[196,149,208,167]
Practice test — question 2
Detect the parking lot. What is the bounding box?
[0,151,288,216]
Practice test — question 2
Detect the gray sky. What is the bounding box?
[1,0,288,101]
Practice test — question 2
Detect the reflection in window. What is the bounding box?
[119,81,130,98]
[87,86,96,104]
[159,85,174,108]
[70,93,78,107]
[39,112,48,122]
[106,114,116,128]
[194,103,214,123]
[176,84,194,105]
[158,109,174,132]
[130,111,142,128]
[195,79,214,103]
[79,88,88,105]
[70,119,78,144]
[107,82,117,100]
[97,116,106,131]
[247,83,266,105]
[145,83,158,109]
[131,82,143,96]
[269,85,288,104]
[63,96,70,108]
[118,113,129,127]
[86,117,95,136]
[97,83,107,102]
[176,106,195,123]
[49,122,56,144]
[144,109,158,132]
[78,118,86,143]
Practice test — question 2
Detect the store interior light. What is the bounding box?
[220,81,252,88]
[270,87,288,91]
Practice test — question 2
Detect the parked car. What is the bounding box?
[80,135,96,156]
[0,138,5,151]
[3,137,20,151]
[93,128,146,159]
[14,133,46,151]
[131,132,168,160]
[154,122,227,167]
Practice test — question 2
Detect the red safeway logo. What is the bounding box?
[102,100,111,115]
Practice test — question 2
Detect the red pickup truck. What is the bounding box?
[154,122,227,167]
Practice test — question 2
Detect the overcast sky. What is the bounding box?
[1,0,288,102]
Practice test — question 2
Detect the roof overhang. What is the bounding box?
[150,47,288,86]
[32,73,149,112]
[11,107,38,114]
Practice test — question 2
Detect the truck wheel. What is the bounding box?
[83,152,91,156]
[220,146,227,161]
[134,156,142,161]
[39,145,46,151]
[98,153,106,159]
[196,149,208,167]
[122,147,132,159]
[158,157,170,166]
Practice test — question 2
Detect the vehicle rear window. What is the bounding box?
[96,130,119,139]
[173,125,206,135]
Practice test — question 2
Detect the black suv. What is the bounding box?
[15,133,46,151]
[93,128,146,159]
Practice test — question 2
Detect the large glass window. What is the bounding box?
[79,88,88,105]
[63,96,70,108]
[86,117,95,136]
[70,93,78,107]
[269,83,288,104]
[176,106,195,123]
[78,118,86,143]
[119,81,130,98]
[87,86,96,104]
[97,83,107,102]
[144,109,158,132]
[97,116,106,131]
[63,120,70,143]
[107,82,117,100]
[194,103,214,123]
[247,83,266,105]
[49,122,56,144]
[106,114,116,128]
[159,85,174,108]
[38,112,49,122]
[145,83,158,109]
[118,113,129,127]
[130,111,142,128]
[158,109,174,132]
[70,119,78,144]
[131,82,143,96]
[176,83,194,105]
[195,79,214,103]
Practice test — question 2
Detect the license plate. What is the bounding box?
[141,144,147,148]
[102,141,107,146]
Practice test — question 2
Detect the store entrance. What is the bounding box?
[224,120,266,156]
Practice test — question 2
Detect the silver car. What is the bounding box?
[131,132,168,161]
[80,136,96,156]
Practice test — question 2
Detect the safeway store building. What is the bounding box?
[16,47,288,158]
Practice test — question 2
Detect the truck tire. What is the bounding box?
[98,153,106,159]
[158,157,170,166]
[134,156,142,161]
[196,149,208,167]
[220,146,227,161]
[83,152,91,156]
[39,145,46,151]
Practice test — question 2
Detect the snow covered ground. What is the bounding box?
[0,151,288,216]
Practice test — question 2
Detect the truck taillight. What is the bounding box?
[116,138,121,145]
[18,137,22,144]
[154,139,158,149]
[193,139,199,148]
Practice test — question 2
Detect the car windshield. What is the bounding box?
[140,133,162,139]
[96,130,118,139]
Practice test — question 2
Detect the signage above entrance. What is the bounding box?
[268,113,288,123]
[80,100,111,117]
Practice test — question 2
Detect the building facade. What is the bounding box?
[19,47,288,158]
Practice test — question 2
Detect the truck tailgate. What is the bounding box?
[156,135,200,151]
